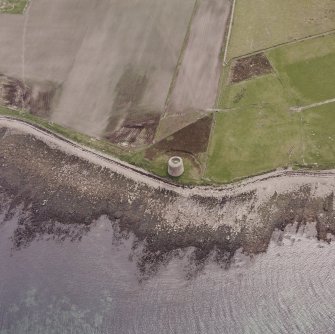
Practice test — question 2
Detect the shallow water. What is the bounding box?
[1,208,335,333]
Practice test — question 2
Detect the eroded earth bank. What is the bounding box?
[1,118,335,278]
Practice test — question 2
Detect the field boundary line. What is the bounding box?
[291,98,335,112]
[20,0,32,109]
[162,0,200,119]
[23,0,31,14]
[222,0,236,65]
[227,28,335,64]
[206,108,236,113]
[202,111,216,180]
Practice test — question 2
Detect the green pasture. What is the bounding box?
[228,0,335,59]
[268,35,335,105]
[208,34,335,182]
[0,0,28,14]
[207,101,335,183]
[207,106,302,182]
[303,103,335,168]
[218,74,290,110]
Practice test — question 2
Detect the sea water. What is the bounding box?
[0,207,335,334]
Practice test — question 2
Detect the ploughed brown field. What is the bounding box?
[0,0,232,148]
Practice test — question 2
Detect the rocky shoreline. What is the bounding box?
[0,117,335,277]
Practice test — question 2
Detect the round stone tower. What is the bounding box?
[168,156,184,177]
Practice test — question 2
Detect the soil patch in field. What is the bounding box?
[146,115,212,160]
[105,110,160,146]
[230,53,273,83]
[0,74,57,117]
[104,67,159,146]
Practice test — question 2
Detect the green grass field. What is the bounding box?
[283,54,335,103]
[218,74,290,110]
[0,0,28,14]
[268,34,335,105]
[207,106,302,182]
[228,0,335,59]
[207,34,335,183]
[303,104,335,167]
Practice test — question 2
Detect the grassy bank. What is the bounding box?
[0,0,28,14]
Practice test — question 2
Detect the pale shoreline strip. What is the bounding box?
[1,116,335,201]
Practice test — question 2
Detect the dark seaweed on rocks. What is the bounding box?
[0,126,335,279]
